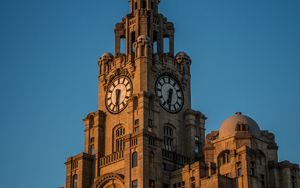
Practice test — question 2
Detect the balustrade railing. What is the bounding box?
[99,151,124,167]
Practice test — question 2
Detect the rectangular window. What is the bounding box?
[148,119,153,127]
[120,37,126,54]
[182,181,185,188]
[132,180,138,188]
[149,179,155,188]
[135,119,139,125]
[261,174,265,186]
[250,168,254,176]
[91,144,95,155]
[163,37,169,53]
[237,168,242,176]
[142,0,146,8]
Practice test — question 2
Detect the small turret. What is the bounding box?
[98,52,114,75]
[175,51,191,74]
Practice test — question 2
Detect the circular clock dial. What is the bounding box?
[105,76,132,114]
[155,75,184,113]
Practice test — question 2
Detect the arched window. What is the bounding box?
[72,174,78,188]
[132,152,138,168]
[114,126,125,152]
[164,126,174,151]
[218,150,230,166]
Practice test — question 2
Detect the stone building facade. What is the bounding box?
[64,1,300,188]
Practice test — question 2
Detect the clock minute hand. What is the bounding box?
[115,89,121,110]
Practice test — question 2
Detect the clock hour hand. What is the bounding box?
[115,89,121,111]
[167,88,173,109]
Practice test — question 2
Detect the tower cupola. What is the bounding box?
[129,0,160,13]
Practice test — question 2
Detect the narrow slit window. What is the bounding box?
[120,37,126,54]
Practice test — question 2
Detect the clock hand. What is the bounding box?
[167,88,173,109]
[115,89,121,111]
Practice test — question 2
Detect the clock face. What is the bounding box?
[105,76,132,114]
[155,75,184,113]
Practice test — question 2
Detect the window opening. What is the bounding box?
[164,126,174,151]
[131,32,135,53]
[132,152,138,167]
[132,180,138,188]
[153,31,158,54]
[149,179,155,188]
[261,174,265,186]
[120,36,126,54]
[164,37,170,53]
[114,126,125,152]
[142,0,146,8]
[72,174,78,188]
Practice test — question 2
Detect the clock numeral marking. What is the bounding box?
[159,79,164,85]
[109,103,114,108]
[121,102,125,107]
[164,77,168,83]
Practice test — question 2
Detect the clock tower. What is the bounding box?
[65,1,206,188]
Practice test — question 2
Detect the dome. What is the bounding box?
[175,51,191,64]
[218,112,260,139]
[101,52,113,59]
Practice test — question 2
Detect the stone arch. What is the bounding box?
[217,150,231,166]
[93,173,124,188]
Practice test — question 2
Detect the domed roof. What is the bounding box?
[175,51,191,64]
[101,52,113,59]
[218,112,260,139]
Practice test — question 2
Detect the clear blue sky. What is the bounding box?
[0,0,299,187]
